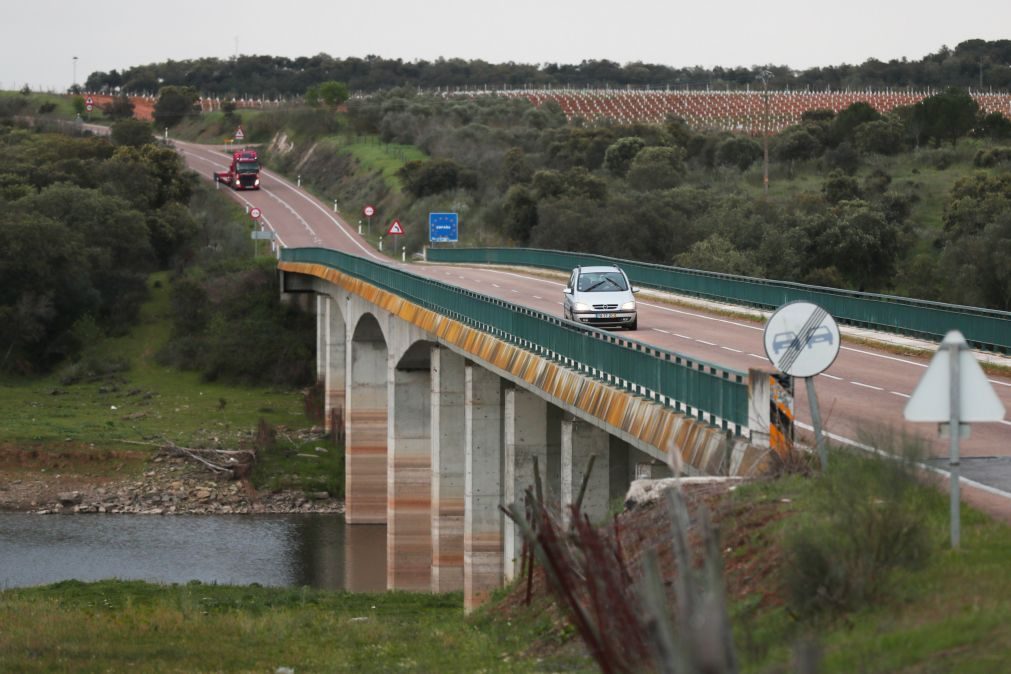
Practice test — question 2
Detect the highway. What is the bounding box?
[175,139,1011,517]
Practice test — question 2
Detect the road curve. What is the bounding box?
[173,139,1011,518]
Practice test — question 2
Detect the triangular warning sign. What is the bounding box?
[904,331,1006,423]
[387,220,404,235]
[234,127,244,140]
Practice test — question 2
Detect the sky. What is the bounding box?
[4,0,1011,92]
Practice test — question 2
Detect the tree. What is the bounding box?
[71,95,86,116]
[502,185,538,244]
[626,146,686,191]
[153,85,199,128]
[397,159,475,197]
[715,136,762,171]
[604,136,646,177]
[822,170,861,204]
[829,101,881,145]
[101,95,135,120]
[317,80,350,107]
[110,119,154,147]
[853,119,904,155]
[675,233,762,276]
[912,88,979,146]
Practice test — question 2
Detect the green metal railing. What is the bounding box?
[281,247,750,434]
[425,247,1011,354]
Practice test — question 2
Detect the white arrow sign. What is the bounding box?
[904,331,1005,423]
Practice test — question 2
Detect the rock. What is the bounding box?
[58,491,83,507]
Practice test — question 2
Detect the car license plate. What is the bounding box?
[597,313,615,319]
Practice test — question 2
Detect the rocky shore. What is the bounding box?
[2,453,343,516]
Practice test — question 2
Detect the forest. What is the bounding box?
[84,39,1011,97]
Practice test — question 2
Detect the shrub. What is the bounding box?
[781,441,934,619]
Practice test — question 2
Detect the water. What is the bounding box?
[0,513,386,591]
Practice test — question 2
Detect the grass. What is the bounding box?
[0,272,307,453]
[725,462,1011,673]
[0,581,593,673]
[0,270,330,493]
[328,135,427,191]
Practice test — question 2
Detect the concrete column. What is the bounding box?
[323,297,346,434]
[561,418,610,527]
[387,360,432,591]
[609,436,631,503]
[343,524,387,593]
[316,295,326,382]
[503,386,548,581]
[345,325,387,524]
[431,347,465,593]
[464,363,503,613]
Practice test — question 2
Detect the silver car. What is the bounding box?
[562,265,639,330]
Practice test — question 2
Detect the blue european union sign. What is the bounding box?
[429,212,459,243]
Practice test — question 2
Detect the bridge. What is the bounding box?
[173,139,1011,610]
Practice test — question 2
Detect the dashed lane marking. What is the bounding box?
[721,346,742,353]
[891,391,911,398]
[820,373,843,380]
[696,339,716,346]
[852,381,884,391]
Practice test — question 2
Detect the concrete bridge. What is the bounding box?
[280,255,775,611]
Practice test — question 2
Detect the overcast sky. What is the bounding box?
[4,0,1010,91]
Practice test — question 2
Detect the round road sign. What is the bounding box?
[763,301,841,378]
[249,207,262,220]
[363,205,376,218]
[85,103,93,112]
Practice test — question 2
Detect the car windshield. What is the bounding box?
[577,272,628,292]
[236,161,259,173]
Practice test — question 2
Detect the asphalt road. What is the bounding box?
[174,139,1011,518]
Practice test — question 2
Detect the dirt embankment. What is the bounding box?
[0,446,341,515]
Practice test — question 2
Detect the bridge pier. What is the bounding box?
[503,386,549,581]
[464,363,504,613]
[387,350,432,591]
[561,418,611,527]
[431,347,466,592]
[345,316,388,524]
[322,296,346,434]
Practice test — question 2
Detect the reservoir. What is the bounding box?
[0,513,386,591]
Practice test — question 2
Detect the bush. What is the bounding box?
[781,441,935,619]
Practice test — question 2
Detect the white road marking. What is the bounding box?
[891,391,911,398]
[793,420,1011,500]
[492,283,501,288]
[533,295,543,300]
[652,328,671,334]
[721,346,742,353]
[852,381,884,391]
[748,353,766,360]
[820,373,843,380]
[673,333,691,339]
[696,339,716,346]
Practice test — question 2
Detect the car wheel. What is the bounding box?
[626,317,638,331]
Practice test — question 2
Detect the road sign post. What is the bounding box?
[363,205,375,235]
[904,330,1006,549]
[387,219,404,256]
[428,212,459,244]
[764,301,841,470]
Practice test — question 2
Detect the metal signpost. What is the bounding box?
[763,301,842,470]
[248,207,265,255]
[363,205,376,234]
[387,219,404,256]
[428,212,459,244]
[904,330,1006,549]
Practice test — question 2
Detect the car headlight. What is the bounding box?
[621,301,636,311]
[254,178,260,186]
[573,302,591,312]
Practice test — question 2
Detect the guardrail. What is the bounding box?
[425,247,1011,354]
[281,247,750,434]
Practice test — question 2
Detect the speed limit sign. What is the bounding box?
[363,204,376,217]
[249,207,262,220]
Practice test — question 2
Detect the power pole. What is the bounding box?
[759,69,772,196]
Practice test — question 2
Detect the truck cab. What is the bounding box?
[214,149,261,190]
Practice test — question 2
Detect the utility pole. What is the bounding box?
[72,56,78,91]
[759,69,772,196]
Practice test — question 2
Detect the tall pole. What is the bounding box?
[759,70,771,196]
[72,56,78,91]
[948,340,962,549]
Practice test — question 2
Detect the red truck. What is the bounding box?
[213,149,261,190]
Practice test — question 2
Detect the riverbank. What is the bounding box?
[0,446,343,515]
